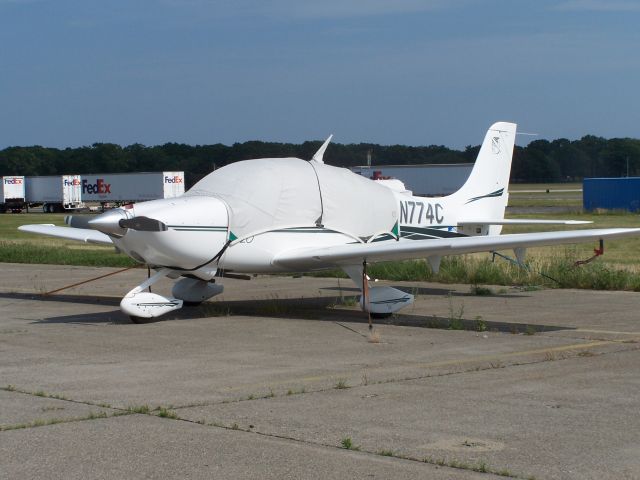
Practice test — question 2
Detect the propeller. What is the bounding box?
[85,209,167,236]
[119,216,167,232]
[64,215,94,230]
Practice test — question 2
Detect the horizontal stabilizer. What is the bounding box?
[18,224,113,245]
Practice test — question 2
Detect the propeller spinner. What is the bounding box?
[81,209,168,236]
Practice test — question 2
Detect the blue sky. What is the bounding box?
[1,0,639,149]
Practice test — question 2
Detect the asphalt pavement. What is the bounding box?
[1,263,639,479]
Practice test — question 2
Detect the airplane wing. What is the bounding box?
[18,224,114,245]
[273,228,640,269]
[457,219,592,225]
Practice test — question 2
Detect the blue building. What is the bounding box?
[583,177,640,211]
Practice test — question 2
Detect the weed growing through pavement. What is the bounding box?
[447,293,465,329]
[340,437,359,450]
[41,406,65,412]
[128,405,151,414]
[156,407,178,419]
[475,316,487,332]
[0,411,110,431]
[334,379,348,389]
[470,284,493,296]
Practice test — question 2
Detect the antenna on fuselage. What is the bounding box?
[311,134,333,164]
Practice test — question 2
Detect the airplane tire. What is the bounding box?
[370,312,393,319]
[129,316,151,324]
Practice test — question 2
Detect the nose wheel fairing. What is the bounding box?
[120,268,184,319]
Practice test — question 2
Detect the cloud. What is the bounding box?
[553,0,640,12]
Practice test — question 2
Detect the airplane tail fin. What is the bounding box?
[448,122,517,235]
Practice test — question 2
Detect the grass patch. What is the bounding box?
[156,407,178,419]
[334,379,349,389]
[2,213,136,267]
[0,241,137,267]
[311,252,640,292]
[475,316,487,332]
[447,294,465,329]
[0,411,109,431]
[340,437,359,450]
[127,405,151,414]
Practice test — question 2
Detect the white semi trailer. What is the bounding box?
[25,175,84,212]
[24,172,185,212]
[1,176,26,213]
[81,172,185,204]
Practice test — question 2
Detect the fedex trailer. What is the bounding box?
[1,176,26,213]
[81,172,185,204]
[25,175,84,212]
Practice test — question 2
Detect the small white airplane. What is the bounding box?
[19,122,640,323]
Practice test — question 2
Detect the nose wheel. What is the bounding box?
[129,315,152,324]
[120,268,184,322]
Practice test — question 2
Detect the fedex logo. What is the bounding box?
[82,178,111,194]
[63,178,81,186]
[4,178,23,185]
[165,176,183,184]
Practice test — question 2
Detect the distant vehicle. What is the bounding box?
[25,175,84,213]
[0,176,26,213]
[24,172,185,212]
[80,172,185,206]
[19,122,640,323]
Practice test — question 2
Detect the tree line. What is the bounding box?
[1,135,639,187]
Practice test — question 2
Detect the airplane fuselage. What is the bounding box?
[110,185,469,278]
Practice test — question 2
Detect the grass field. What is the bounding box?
[3,185,640,291]
[0,213,136,267]
[508,183,583,209]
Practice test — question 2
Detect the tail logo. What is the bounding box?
[466,188,504,204]
[491,137,501,154]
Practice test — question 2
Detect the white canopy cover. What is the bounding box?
[186,157,398,242]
